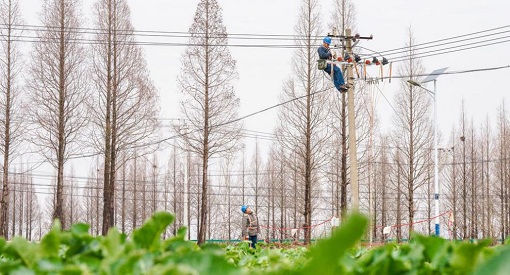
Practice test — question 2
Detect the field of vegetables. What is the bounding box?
[1,212,510,274]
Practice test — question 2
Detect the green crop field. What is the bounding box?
[1,212,509,274]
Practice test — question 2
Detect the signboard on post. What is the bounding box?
[330,217,340,227]
[383,226,392,235]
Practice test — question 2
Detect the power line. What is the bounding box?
[3,22,510,169]
[100,64,510,152]
[390,37,510,63]
[381,64,510,80]
[6,149,510,188]
[2,23,510,57]
[1,23,322,39]
[10,180,504,205]
[368,25,510,57]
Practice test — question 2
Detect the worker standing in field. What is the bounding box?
[241,205,260,249]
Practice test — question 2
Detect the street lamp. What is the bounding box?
[407,67,448,237]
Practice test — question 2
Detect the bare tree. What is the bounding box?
[250,140,263,216]
[164,146,183,237]
[277,147,288,241]
[481,115,493,238]
[27,0,89,229]
[149,155,159,214]
[141,160,148,222]
[83,165,102,235]
[495,102,510,242]
[377,135,390,240]
[0,0,24,238]
[131,155,139,230]
[118,154,128,233]
[444,126,459,239]
[327,0,357,223]
[468,119,480,239]
[394,148,403,242]
[91,0,159,234]
[276,0,332,244]
[241,146,247,204]
[220,153,236,241]
[9,169,20,238]
[175,0,242,245]
[65,168,84,228]
[391,29,431,237]
[266,145,285,241]
[459,103,469,239]
[24,173,40,241]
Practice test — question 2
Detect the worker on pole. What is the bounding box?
[318,36,351,92]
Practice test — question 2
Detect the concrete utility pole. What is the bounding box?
[345,29,359,212]
[328,29,372,213]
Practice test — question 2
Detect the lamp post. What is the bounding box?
[407,67,448,237]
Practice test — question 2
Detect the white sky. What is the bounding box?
[18,0,510,180]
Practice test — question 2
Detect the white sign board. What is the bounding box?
[330,217,340,227]
[383,226,392,235]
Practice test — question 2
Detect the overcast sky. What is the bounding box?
[124,0,510,152]
[19,0,510,174]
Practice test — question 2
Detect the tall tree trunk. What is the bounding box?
[102,0,114,236]
[0,1,13,238]
[11,185,16,237]
[470,126,476,239]
[450,128,458,239]
[396,152,402,243]
[133,155,138,230]
[121,155,126,233]
[462,134,467,239]
[54,0,67,227]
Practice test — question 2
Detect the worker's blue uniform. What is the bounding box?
[318,45,345,91]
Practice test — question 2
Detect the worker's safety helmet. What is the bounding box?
[241,205,248,213]
[323,37,332,45]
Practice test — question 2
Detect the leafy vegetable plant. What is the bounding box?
[1,212,509,274]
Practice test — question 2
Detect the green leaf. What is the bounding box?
[4,237,39,268]
[0,260,25,274]
[64,224,96,259]
[40,219,62,258]
[302,212,368,274]
[60,264,88,275]
[474,246,510,275]
[356,245,393,274]
[0,237,6,252]
[413,234,450,270]
[10,267,36,275]
[70,223,90,235]
[168,251,240,275]
[133,212,174,251]
[102,249,144,275]
[36,258,64,273]
[102,227,123,258]
[449,239,491,273]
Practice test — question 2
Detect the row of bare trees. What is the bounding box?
[0,0,158,238]
[6,119,510,243]
[1,0,509,245]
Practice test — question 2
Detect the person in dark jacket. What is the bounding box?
[318,36,350,92]
[241,205,260,249]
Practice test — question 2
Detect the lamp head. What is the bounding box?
[407,80,422,87]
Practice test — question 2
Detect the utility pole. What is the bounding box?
[328,29,374,214]
[346,28,359,212]
[408,67,448,237]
